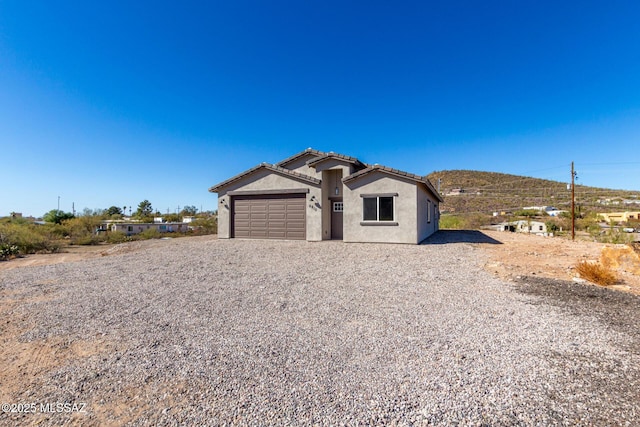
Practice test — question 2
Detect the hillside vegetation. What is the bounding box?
[427,170,640,215]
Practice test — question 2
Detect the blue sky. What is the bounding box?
[1,1,639,217]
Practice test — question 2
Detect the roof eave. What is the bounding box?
[209,163,320,193]
[343,167,443,202]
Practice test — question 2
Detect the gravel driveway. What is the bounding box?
[1,235,639,426]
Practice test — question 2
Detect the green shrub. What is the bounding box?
[137,228,161,240]
[72,235,102,245]
[106,231,128,244]
[190,216,217,234]
[439,215,464,229]
[63,216,104,245]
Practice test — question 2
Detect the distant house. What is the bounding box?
[446,188,465,196]
[520,206,564,217]
[598,212,640,223]
[491,220,549,235]
[209,148,442,244]
[107,222,189,236]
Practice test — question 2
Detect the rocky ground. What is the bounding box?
[1,233,639,426]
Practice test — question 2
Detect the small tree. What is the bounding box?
[164,213,181,222]
[134,200,153,221]
[43,210,75,224]
[106,206,123,216]
[181,205,198,216]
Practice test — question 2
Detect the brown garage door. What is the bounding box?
[232,194,306,240]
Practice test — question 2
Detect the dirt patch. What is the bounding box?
[0,245,113,271]
[0,235,217,272]
[0,289,109,401]
[479,230,640,295]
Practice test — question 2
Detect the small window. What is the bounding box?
[427,200,432,223]
[333,202,344,212]
[539,225,543,231]
[363,198,377,220]
[363,196,394,221]
[127,226,133,232]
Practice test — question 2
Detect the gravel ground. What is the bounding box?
[1,235,640,426]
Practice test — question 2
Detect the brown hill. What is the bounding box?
[426,170,640,215]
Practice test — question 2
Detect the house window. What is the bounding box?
[127,226,133,232]
[333,202,344,212]
[427,200,432,223]
[363,196,394,221]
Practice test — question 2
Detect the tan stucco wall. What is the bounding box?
[416,184,439,243]
[313,158,355,174]
[216,169,322,241]
[342,172,419,244]
[280,154,323,179]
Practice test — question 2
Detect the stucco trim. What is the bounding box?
[228,188,310,196]
[359,221,399,226]
[359,193,398,198]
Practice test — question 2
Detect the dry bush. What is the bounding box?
[600,246,640,276]
[575,260,617,286]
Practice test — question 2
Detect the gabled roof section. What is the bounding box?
[275,148,326,168]
[306,152,367,169]
[209,162,321,193]
[342,164,443,202]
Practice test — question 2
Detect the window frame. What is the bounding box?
[362,195,395,222]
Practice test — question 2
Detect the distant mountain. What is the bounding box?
[426,170,640,215]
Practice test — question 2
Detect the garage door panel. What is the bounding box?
[232,194,306,240]
[286,213,305,220]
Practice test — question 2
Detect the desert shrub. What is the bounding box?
[63,216,104,245]
[106,231,128,244]
[0,243,19,261]
[597,229,635,244]
[439,215,464,229]
[137,228,161,240]
[575,260,617,286]
[0,222,60,254]
[190,216,217,234]
[545,220,560,233]
[72,235,102,245]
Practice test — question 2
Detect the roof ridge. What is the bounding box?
[275,148,326,167]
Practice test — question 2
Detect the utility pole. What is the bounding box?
[571,161,576,240]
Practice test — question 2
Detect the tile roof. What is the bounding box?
[208,162,321,193]
[306,152,366,168]
[342,164,443,202]
[275,148,326,167]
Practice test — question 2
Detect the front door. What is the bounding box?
[331,200,343,240]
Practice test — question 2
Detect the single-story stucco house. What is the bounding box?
[209,149,443,244]
[490,220,549,236]
[106,222,189,236]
